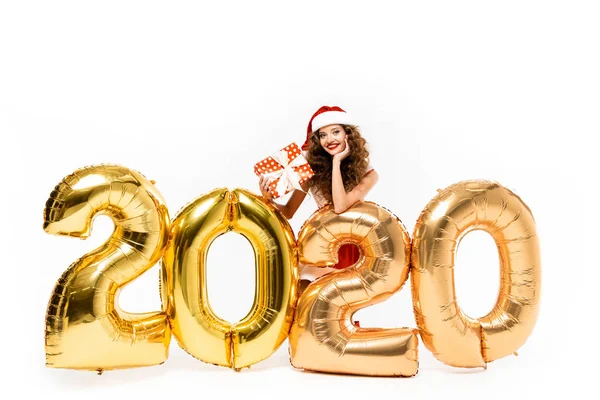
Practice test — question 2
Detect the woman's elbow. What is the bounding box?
[333,204,349,214]
[334,197,363,214]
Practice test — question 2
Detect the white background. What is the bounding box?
[1,1,598,398]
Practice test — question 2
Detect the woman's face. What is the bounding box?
[318,124,347,156]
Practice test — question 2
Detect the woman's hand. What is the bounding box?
[333,137,351,164]
[259,175,273,201]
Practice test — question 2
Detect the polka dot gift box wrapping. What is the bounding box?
[253,142,315,199]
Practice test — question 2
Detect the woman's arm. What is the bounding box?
[259,176,308,219]
[274,189,308,219]
[331,137,379,214]
[331,165,378,214]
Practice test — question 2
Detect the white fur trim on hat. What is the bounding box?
[310,111,353,133]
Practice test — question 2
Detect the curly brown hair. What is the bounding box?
[305,125,370,202]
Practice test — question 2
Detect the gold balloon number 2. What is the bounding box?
[43,165,171,371]
[289,202,418,377]
[43,165,541,376]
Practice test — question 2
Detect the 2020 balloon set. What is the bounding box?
[43,164,540,376]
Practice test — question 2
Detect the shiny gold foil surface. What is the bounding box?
[411,180,541,367]
[289,202,418,377]
[43,164,171,372]
[161,188,298,369]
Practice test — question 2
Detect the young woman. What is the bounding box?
[259,105,379,290]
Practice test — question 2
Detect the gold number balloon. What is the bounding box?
[289,202,419,377]
[411,180,541,368]
[161,188,298,369]
[43,164,171,372]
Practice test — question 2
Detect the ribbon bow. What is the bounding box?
[261,149,309,197]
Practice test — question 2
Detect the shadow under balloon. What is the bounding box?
[44,361,171,389]
[45,340,294,387]
[42,345,494,385]
[161,341,293,373]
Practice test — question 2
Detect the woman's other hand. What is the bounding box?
[333,137,351,164]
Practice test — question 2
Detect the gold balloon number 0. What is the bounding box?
[411,181,541,368]
[160,187,297,369]
[43,165,540,375]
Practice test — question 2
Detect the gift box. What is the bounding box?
[254,143,314,199]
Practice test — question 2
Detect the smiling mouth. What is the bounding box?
[327,143,340,150]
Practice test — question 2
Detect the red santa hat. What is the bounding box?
[302,105,354,150]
